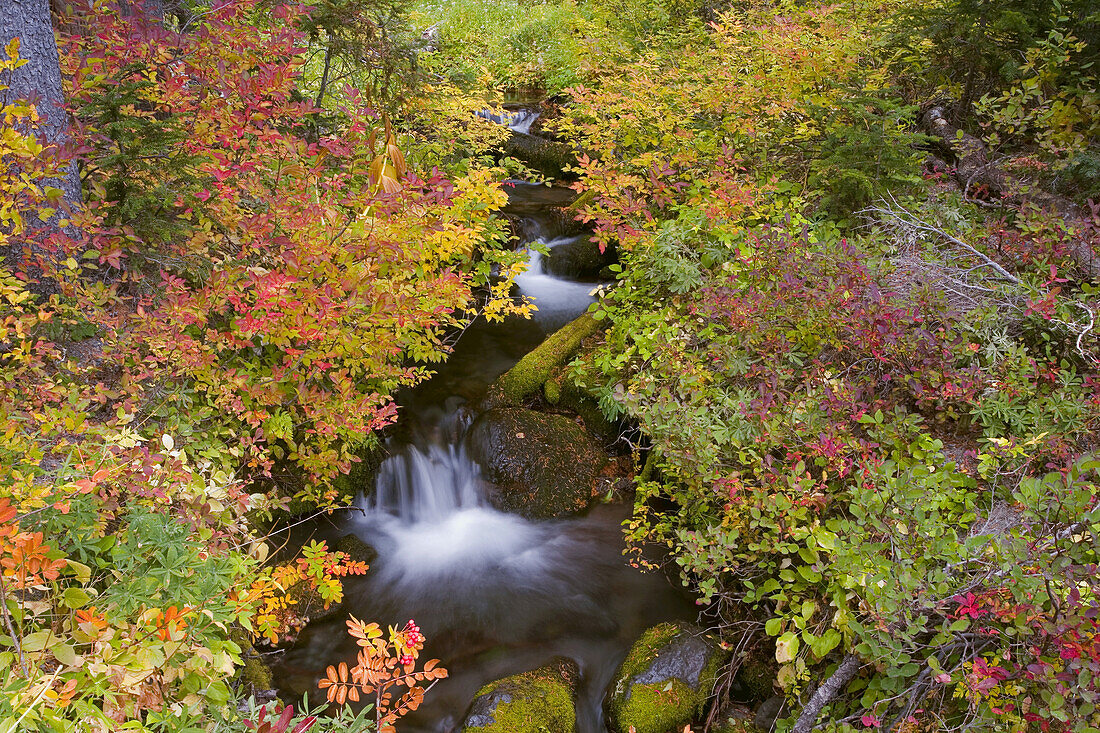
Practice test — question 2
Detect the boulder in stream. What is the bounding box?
[607,622,728,733]
[466,407,606,519]
[462,658,579,733]
[543,236,617,281]
[502,131,577,179]
[334,533,377,566]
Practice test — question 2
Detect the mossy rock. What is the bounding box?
[553,375,619,445]
[335,533,377,566]
[466,407,606,519]
[736,653,778,702]
[607,623,728,733]
[329,438,385,502]
[489,313,601,406]
[285,581,343,625]
[231,630,273,693]
[543,236,617,281]
[712,702,756,733]
[502,131,577,179]
[462,658,579,733]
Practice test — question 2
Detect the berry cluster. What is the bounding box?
[398,619,424,665]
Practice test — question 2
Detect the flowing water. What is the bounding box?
[271,176,693,732]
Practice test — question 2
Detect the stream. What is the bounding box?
[271,162,693,732]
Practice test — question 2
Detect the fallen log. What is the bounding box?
[920,106,1099,278]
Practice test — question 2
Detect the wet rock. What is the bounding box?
[462,658,579,733]
[502,131,577,179]
[753,695,788,732]
[502,181,579,215]
[543,236,617,281]
[466,408,606,519]
[607,622,728,733]
[285,581,344,624]
[334,533,377,566]
[544,374,620,446]
[735,651,778,703]
[712,702,756,733]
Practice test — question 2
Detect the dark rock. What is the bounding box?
[466,408,606,519]
[753,695,788,732]
[502,131,577,179]
[462,658,579,732]
[712,701,756,733]
[606,623,728,733]
[502,181,579,214]
[334,533,377,566]
[543,235,617,281]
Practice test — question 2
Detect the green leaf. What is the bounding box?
[775,632,799,663]
[62,587,92,609]
[67,560,92,583]
[810,629,842,658]
[53,642,80,667]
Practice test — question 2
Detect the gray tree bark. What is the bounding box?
[1,0,82,209]
[791,653,862,733]
[1,0,83,285]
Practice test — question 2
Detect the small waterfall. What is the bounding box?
[475,108,541,134]
[514,239,598,329]
[506,109,540,134]
[272,176,690,733]
[366,442,484,523]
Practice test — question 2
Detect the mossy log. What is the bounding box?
[489,312,601,406]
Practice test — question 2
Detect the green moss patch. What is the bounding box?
[608,623,728,733]
[464,660,577,732]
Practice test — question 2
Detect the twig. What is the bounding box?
[791,653,862,733]
[0,571,27,677]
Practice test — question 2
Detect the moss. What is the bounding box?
[241,654,273,691]
[556,379,617,441]
[231,630,273,692]
[330,437,385,502]
[608,623,728,733]
[738,655,778,701]
[334,533,376,566]
[615,678,698,733]
[618,623,682,680]
[544,377,562,405]
[502,132,577,179]
[566,188,596,212]
[491,313,600,405]
[466,663,576,733]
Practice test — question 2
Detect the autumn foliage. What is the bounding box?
[319,617,447,731]
[1,0,511,729]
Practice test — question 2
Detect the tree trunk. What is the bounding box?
[1,0,82,211]
[1,0,83,288]
[315,43,333,112]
